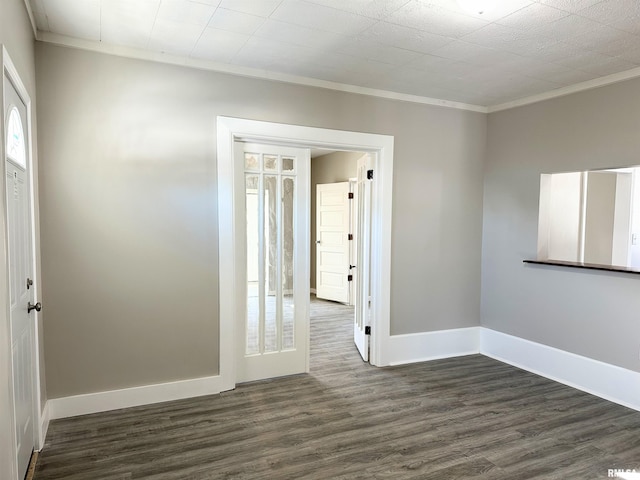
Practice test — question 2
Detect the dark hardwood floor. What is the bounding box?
[35,297,640,479]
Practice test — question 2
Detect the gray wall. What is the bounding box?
[36,42,486,399]
[483,78,640,373]
[0,0,40,477]
[310,151,360,290]
[584,171,617,265]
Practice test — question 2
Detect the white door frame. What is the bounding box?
[217,116,394,390]
[1,46,45,470]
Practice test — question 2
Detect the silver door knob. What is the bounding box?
[28,302,42,313]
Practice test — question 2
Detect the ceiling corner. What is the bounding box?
[22,0,38,39]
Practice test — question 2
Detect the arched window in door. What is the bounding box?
[6,106,26,168]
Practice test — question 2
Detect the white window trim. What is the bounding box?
[217,116,394,390]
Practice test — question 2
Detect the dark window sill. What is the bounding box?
[523,259,640,275]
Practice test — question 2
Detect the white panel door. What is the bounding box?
[316,182,351,304]
[354,155,372,362]
[4,73,35,480]
[236,142,310,383]
[348,180,357,307]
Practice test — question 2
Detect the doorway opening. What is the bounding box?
[311,149,371,361]
[217,117,394,391]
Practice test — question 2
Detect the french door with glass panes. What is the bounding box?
[236,142,310,383]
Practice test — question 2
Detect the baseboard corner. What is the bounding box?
[386,326,481,366]
[480,328,640,412]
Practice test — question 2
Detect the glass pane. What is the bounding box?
[264,175,278,353]
[282,157,294,172]
[282,177,295,350]
[7,107,26,168]
[245,175,260,355]
[264,155,277,171]
[245,153,260,170]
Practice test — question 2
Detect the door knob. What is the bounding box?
[316,240,321,244]
[28,302,42,313]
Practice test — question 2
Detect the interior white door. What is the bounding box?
[4,73,35,480]
[316,182,351,304]
[237,142,310,383]
[354,154,372,362]
[348,179,357,307]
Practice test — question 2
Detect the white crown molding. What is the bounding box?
[36,31,488,114]
[34,32,640,115]
[488,66,640,113]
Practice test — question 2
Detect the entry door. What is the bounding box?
[237,142,310,383]
[4,73,35,479]
[316,182,351,304]
[354,154,372,362]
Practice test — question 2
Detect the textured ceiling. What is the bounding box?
[28,0,640,108]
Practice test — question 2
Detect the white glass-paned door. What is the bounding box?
[5,72,35,480]
[237,142,310,383]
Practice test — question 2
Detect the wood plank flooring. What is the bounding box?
[35,297,640,479]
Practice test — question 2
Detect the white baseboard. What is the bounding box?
[48,374,226,420]
[480,328,640,412]
[43,328,640,421]
[386,327,481,366]
[39,401,50,450]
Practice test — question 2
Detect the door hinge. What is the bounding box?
[367,169,374,180]
[348,233,353,240]
[364,326,371,335]
[348,192,354,199]
[348,274,353,282]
